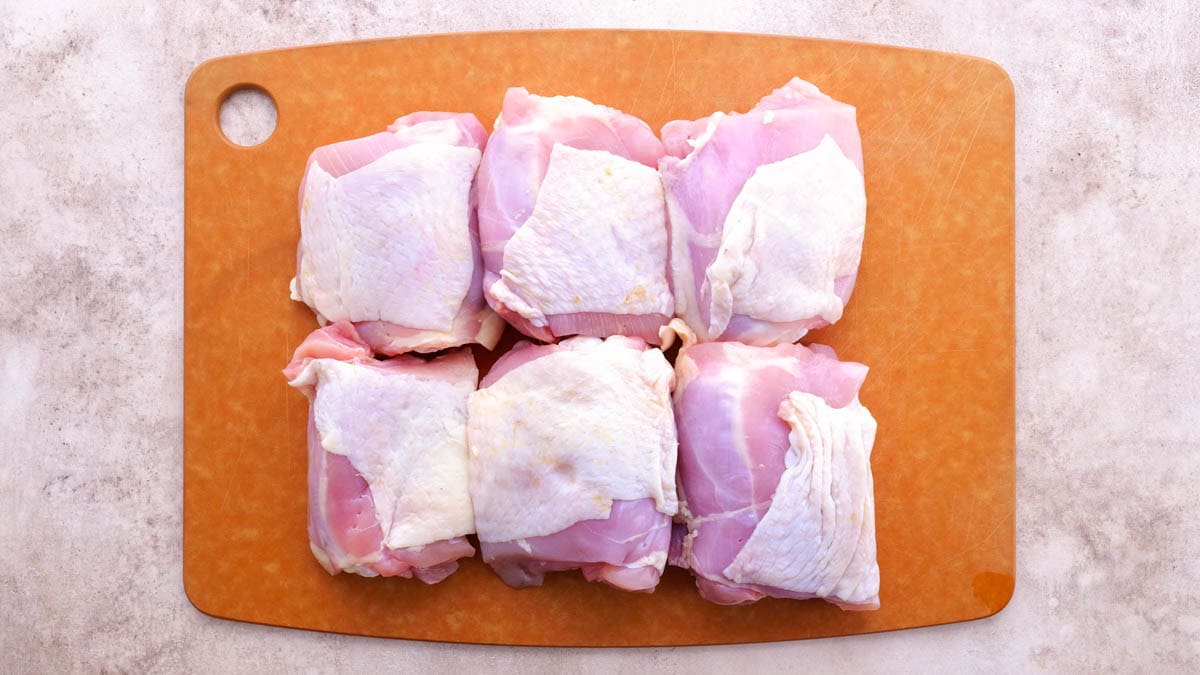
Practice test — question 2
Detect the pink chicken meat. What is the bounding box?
[476,88,674,344]
[284,323,477,582]
[467,336,678,591]
[668,324,880,609]
[292,112,503,355]
[661,78,867,345]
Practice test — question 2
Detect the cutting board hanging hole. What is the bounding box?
[219,86,277,147]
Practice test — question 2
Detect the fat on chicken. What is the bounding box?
[666,322,880,609]
[467,336,678,591]
[291,112,504,355]
[661,78,866,345]
[476,88,674,344]
[284,322,477,582]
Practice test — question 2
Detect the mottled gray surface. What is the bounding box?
[2,0,1198,671]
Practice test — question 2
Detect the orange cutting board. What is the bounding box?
[184,30,1014,646]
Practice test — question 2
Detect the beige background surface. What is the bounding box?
[1,1,1197,672]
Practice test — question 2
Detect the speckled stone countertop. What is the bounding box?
[2,1,1197,671]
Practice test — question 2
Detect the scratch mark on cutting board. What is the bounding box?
[655,33,679,117]
[867,58,967,133]
[822,47,862,82]
[629,39,659,113]
[957,504,1013,559]
[899,65,984,239]
[934,80,1000,229]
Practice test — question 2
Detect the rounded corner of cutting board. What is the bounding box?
[967,54,1017,101]
[182,29,1017,646]
[182,565,223,621]
[184,54,241,108]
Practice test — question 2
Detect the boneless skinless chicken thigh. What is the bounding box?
[292,112,504,355]
[467,335,678,591]
[284,323,477,582]
[665,323,879,608]
[662,78,866,345]
[476,88,674,344]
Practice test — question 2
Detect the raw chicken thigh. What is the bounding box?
[661,78,866,345]
[292,112,504,355]
[284,322,477,582]
[476,88,674,344]
[667,322,880,609]
[467,336,678,591]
